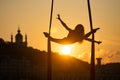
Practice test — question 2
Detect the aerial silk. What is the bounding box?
[47,0,54,80]
[87,0,95,80]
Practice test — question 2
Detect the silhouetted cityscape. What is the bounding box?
[0,29,120,80]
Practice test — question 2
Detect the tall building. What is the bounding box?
[10,27,27,46]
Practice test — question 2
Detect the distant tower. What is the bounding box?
[96,58,102,66]
[11,34,13,43]
[25,34,27,46]
[15,27,23,44]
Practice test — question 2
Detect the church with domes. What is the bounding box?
[10,27,27,46]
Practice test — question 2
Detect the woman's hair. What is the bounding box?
[75,24,85,43]
[75,24,84,35]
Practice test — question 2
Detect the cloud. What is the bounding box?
[96,49,120,64]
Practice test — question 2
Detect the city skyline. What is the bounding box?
[0,0,120,64]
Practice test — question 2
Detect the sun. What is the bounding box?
[61,46,71,55]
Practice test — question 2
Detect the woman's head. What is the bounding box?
[74,24,85,43]
[75,24,84,34]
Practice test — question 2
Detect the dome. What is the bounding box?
[15,28,23,43]
[15,33,23,39]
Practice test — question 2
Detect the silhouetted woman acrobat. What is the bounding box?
[44,14,101,45]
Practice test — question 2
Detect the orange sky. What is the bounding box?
[0,0,120,64]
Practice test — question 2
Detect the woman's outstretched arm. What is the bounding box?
[85,28,100,37]
[57,14,71,31]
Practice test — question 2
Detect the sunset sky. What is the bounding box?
[0,0,120,64]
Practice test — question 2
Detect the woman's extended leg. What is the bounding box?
[84,37,102,44]
[44,32,73,45]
